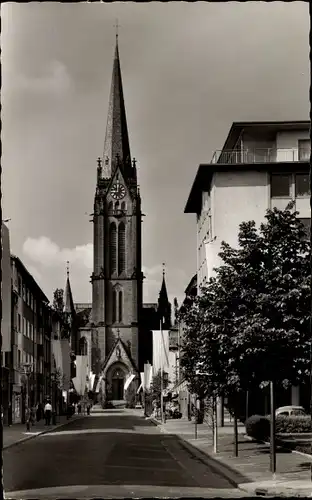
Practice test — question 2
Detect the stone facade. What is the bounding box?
[91,39,142,402]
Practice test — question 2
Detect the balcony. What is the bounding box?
[211,148,310,165]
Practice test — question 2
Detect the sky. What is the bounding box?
[2,2,310,310]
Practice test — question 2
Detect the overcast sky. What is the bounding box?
[2,2,309,309]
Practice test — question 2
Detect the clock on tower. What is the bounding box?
[110,180,126,200]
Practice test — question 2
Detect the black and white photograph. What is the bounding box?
[1,1,311,498]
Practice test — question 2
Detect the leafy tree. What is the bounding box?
[173,297,179,325]
[180,203,310,416]
[145,370,170,407]
[53,288,64,314]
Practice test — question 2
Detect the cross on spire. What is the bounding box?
[66,261,70,279]
[162,262,165,278]
[114,18,121,41]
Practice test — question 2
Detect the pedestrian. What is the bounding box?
[77,403,81,414]
[44,401,52,425]
[86,403,91,415]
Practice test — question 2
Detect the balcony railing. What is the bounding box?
[211,148,310,165]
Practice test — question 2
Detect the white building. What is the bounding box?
[185,120,310,411]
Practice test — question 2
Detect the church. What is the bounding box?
[67,34,172,406]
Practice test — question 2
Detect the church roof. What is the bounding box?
[102,37,132,179]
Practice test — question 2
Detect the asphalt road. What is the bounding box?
[3,408,249,498]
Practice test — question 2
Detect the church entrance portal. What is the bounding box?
[112,368,125,400]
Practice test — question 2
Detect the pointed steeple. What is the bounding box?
[64,261,75,316]
[102,34,131,179]
[157,263,172,329]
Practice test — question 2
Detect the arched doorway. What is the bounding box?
[112,368,125,400]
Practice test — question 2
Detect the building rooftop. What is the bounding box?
[185,120,310,214]
[220,120,310,152]
[11,254,50,304]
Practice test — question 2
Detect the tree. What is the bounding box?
[173,297,179,325]
[53,288,64,315]
[180,203,310,416]
[145,370,170,406]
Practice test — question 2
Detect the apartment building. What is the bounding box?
[185,120,311,410]
[11,255,52,423]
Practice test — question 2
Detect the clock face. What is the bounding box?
[110,182,126,200]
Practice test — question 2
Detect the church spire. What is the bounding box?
[64,261,75,315]
[157,263,172,329]
[102,32,131,179]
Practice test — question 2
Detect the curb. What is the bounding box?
[3,415,85,450]
[148,416,249,489]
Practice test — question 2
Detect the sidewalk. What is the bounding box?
[149,416,312,497]
[3,414,84,449]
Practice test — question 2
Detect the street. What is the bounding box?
[3,408,249,498]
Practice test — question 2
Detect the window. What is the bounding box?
[115,201,120,211]
[18,350,21,367]
[118,290,123,323]
[295,173,310,197]
[18,277,22,296]
[109,222,117,275]
[22,284,26,301]
[298,139,311,161]
[118,222,126,274]
[121,201,126,211]
[271,174,291,197]
[23,317,26,335]
[18,314,21,333]
[112,289,117,323]
[34,300,37,313]
[298,218,311,240]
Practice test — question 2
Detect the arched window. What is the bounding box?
[121,201,126,211]
[115,201,120,211]
[108,201,113,214]
[118,222,126,274]
[112,289,117,323]
[118,290,123,323]
[109,222,117,274]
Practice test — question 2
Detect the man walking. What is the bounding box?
[44,401,52,425]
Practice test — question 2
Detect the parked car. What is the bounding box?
[276,405,307,417]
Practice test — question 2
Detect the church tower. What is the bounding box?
[91,35,143,403]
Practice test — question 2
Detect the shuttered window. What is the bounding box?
[109,222,117,275]
[118,222,126,274]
